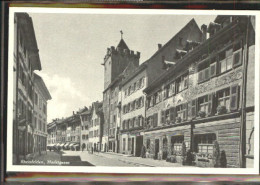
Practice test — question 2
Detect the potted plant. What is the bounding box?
[217,105,227,115]
[181,142,187,165]
[198,111,206,118]
[176,117,182,123]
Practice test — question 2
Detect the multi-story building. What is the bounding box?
[80,107,91,151]
[47,120,57,145]
[13,13,42,163]
[102,38,140,153]
[88,101,103,152]
[143,16,255,168]
[119,18,202,156]
[33,73,51,154]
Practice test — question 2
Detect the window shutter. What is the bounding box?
[198,71,203,83]
[172,82,176,95]
[185,103,189,121]
[191,99,197,118]
[205,68,210,81]
[230,84,239,111]
[170,107,176,124]
[208,94,213,116]
[161,110,165,124]
[153,113,158,127]
[210,63,217,77]
[233,49,242,67]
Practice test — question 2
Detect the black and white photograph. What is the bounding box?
[6,8,259,174]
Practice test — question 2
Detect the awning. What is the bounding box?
[60,143,65,147]
[64,143,70,147]
[69,143,75,147]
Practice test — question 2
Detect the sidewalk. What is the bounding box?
[92,152,195,167]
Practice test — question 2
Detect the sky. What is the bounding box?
[28,12,216,123]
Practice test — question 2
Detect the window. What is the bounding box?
[153,113,158,127]
[191,99,197,118]
[195,133,216,154]
[128,138,131,151]
[139,116,143,127]
[171,135,184,152]
[176,73,189,93]
[198,95,209,114]
[155,91,162,104]
[133,82,136,92]
[147,116,153,128]
[176,104,188,121]
[217,88,230,111]
[233,49,242,67]
[169,82,175,96]
[131,100,136,111]
[148,96,154,108]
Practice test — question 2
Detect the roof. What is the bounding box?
[16,13,41,71]
[92,101,103,115]
[34,73,52,100]
[117,39,129,50]
[143,18,240,94]
[144,18,202,64]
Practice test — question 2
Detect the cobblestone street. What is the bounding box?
[61,151,197,167]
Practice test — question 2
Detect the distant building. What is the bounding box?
[88,101,104,152]
[119,18,202,157]
[13,13,42,163]
[33,73,51,155]
[102,38,140,153]
[80,107,92,151]
[143,16,255,167]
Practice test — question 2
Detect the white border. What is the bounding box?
[7,7,260,174]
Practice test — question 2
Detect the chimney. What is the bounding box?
[73,111,75,115]
[158,44,162,50]
[201,24,207,42]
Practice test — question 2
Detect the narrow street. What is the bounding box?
[61,151,196,167]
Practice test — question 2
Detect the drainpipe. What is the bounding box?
[240,15,250,168]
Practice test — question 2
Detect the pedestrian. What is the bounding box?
[91,147,93,154]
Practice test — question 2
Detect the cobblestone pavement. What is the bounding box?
[62,151,197,167]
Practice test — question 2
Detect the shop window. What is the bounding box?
[171,135,184,152]
[176,104,188,121]
[195,133,216,154]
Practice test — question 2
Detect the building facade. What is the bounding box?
[13,13,42,163]
[88,101,103,152]
[102,38,140,153]
[80,108,91,151]
[143,16,255,168]
[33,73,51,155]
[119,18,202,156]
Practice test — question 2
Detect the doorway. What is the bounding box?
[136,136,143,157]
[155,139,160,160]
[131,138,134,155]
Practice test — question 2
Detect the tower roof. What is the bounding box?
[117,39,129,50]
